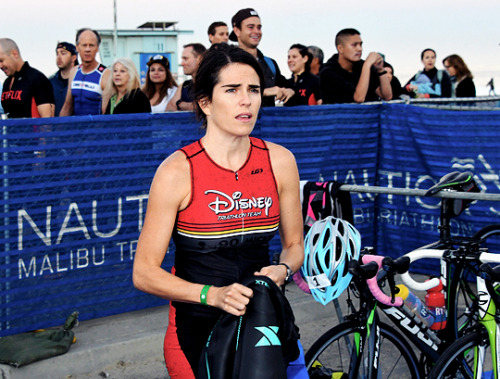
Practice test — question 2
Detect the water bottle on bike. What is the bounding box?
[396,284,435,328]
[425,279,447,330]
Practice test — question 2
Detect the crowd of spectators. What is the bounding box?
[0,7,478,119]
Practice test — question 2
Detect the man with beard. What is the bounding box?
[49,42,78,116]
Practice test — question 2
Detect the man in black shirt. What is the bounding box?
[0,38,55,118]
[320,28,392,104]
[229,8,294,107]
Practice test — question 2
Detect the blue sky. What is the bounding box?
[2,0,499,95]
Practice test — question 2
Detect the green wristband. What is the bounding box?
[200,285,212,306]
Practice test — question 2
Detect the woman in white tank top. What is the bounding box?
[142,55,178,113]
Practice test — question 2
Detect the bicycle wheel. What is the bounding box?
[473,224,500,251]
[305,320,420,379]
[428,328,494,379]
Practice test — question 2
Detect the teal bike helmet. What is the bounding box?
[301,216,361,305]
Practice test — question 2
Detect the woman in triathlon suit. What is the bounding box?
[133,44,304,378]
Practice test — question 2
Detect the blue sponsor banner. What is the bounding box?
[1,103,500,336]
[373,103,500,271]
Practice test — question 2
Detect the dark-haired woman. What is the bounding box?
[142,55,178,113]
[405,48,452,98]
[132,44,304,378]
[285,44,322,106]
[443,54,476,98]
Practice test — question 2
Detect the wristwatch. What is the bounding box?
[279,263,293,282]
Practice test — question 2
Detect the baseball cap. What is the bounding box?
[56,42,77,55]
[229,8,259,42]
[147,54,170,69]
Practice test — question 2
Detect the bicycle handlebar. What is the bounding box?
[478,252,500,264]
[401,248,500,292]
[362,255,403,307]
[400,249,443,291]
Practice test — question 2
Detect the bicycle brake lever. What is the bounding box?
[382,257,397,304]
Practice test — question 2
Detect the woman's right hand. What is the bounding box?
[208,283,253,316]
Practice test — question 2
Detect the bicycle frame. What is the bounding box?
[473,275,499,378]
[401,248,500,377]
[345,259,442,377]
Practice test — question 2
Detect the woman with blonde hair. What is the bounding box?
[443,54,476,98]
[102,57,151,114]
[142,55,178,113]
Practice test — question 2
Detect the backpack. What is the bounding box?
[263,56,277,78]
[301,181,354,232]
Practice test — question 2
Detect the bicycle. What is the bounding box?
[305,252,431,379]
[422,261,500,378]
[302,172,500,377]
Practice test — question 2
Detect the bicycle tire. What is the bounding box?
[473,224,500,240]
[427,328,494,379]
[305,320,421,379]
[473,224,500,251]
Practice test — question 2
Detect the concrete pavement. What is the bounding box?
[0,281,337,378]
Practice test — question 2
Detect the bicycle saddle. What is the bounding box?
[425,171,475,196]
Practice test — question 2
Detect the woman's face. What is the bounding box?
[112,62,130,90]
[287,48,307,75]
[421,50,436,70]
[149,63,167,84]
[443,60,456,77]
[200,63,261,137]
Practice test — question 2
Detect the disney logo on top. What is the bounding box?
[205,190,273,216]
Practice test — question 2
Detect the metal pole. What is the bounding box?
[2,116,10,332]
[113,0,118,59]
[339,184,500,202]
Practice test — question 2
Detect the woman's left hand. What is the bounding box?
[254,264,288,286]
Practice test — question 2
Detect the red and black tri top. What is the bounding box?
[172,136,280,316]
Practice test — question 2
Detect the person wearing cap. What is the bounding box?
[0,38,55,118]
[49,42,78,116]
[207,21,229,45]
[142,54,178,113]
[229,8,294,107]
[60,28,110,116]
